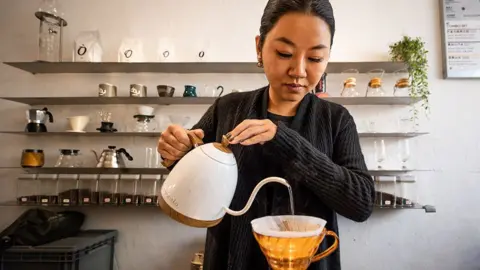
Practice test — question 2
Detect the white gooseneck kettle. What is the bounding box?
[160,133,290,228]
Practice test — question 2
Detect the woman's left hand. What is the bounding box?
[227,119,277,146]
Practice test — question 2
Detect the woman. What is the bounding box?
[157,0,375,269]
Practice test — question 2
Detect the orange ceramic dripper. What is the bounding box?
[251,215,339,270]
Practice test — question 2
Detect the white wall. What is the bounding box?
[0,0,479,269]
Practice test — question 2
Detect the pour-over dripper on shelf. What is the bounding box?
[365,69,386,97]
[251,215,339,270]
[340,69,360,97]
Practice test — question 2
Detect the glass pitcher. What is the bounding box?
[393,68,411,97]
[340,69,360,97]
[365,69,386,97]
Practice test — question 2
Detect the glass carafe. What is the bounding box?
[365,69,386,97]
[131,115,158,132]
[340,69,360,97]
[393,69,411,97]
[55,149,81,167]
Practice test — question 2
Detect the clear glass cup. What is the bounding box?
[397,140,410,169]
[374,139,386,169]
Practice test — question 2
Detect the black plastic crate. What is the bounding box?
[0,230,118,270]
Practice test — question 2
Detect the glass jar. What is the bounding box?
[21,149,45,168]
[38,174,58,205]
[17,174,40,205]
[98,174,119,205]
[138,175,161,205]
[119,175,140,205]
[58,174,79,205]
[36,0,67,62]
[78,174,99,205]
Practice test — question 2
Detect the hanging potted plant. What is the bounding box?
[389,36,430,122]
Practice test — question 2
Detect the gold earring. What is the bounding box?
[257,59,263,68]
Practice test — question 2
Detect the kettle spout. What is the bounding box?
[223,177,290,216]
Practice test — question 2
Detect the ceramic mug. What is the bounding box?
[183,85,197,97]
[98,83,117,97]
[130,84,147,97]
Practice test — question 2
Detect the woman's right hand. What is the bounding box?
[157,124,205,162]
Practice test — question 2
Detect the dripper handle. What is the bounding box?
[224,177,290,216]
[311,230,339,262]
[161,132,204,168]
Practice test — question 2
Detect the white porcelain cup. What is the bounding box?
[137,105,155,116]
[67,116,90,131]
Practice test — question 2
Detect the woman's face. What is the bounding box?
[256,12,331,102]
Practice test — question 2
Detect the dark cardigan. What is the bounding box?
[170,86,375,270]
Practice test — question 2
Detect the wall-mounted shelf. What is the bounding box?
[12,167,413,176]
[358,132,428,138]
[3,61,407,74]
[22,167,169,175]
[374,204,436,213]
[0,202,435,212]
[0,96,419,106]
[0,201,160,207]
[0,131,161,137]
[0,131,428,138]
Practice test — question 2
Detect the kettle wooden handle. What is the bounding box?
[161,132,204,168]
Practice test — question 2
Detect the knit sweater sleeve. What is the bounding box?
[264,115,375,222]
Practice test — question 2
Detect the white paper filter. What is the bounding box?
[251,215,327,238]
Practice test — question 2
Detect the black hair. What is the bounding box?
[259,0,335,48]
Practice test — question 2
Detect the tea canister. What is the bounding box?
[35,0,68,62]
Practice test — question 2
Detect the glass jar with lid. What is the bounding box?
[21,149,45,168]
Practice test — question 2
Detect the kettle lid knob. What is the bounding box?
[108,146,116,149]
